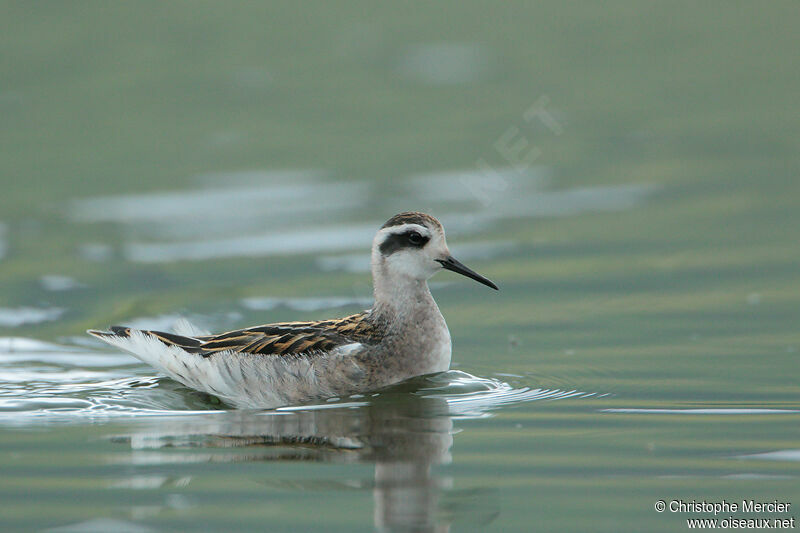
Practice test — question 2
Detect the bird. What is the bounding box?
[88,212,498,408]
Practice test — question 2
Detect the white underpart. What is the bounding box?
[99,331,365,408]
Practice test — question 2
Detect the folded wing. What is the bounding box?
[89,312,381,358]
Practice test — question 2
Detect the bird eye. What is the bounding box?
[408,232,424,245]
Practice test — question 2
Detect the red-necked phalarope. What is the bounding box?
[88,212,498,408]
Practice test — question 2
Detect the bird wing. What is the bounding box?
[91,313,381,358]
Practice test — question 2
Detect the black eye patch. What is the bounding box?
[379,230,430,255]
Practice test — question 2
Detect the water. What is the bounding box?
[2,3,799,532]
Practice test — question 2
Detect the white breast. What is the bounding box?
[430,326,452,373]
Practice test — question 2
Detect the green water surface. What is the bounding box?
[1,2,799,532]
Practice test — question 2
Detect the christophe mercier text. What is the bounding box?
[670,500,791,514]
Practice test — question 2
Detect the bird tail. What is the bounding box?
[88,326,205,353]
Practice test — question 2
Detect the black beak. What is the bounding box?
[436,256,499,290]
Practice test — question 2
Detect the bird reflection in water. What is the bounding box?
[116,390,499,532]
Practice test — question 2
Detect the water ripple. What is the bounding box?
[415,370,595,418]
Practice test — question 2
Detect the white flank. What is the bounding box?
[95,330,365,409]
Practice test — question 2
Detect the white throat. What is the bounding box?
[371,258,434,316]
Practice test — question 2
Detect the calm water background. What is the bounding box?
[1,2,799,531]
